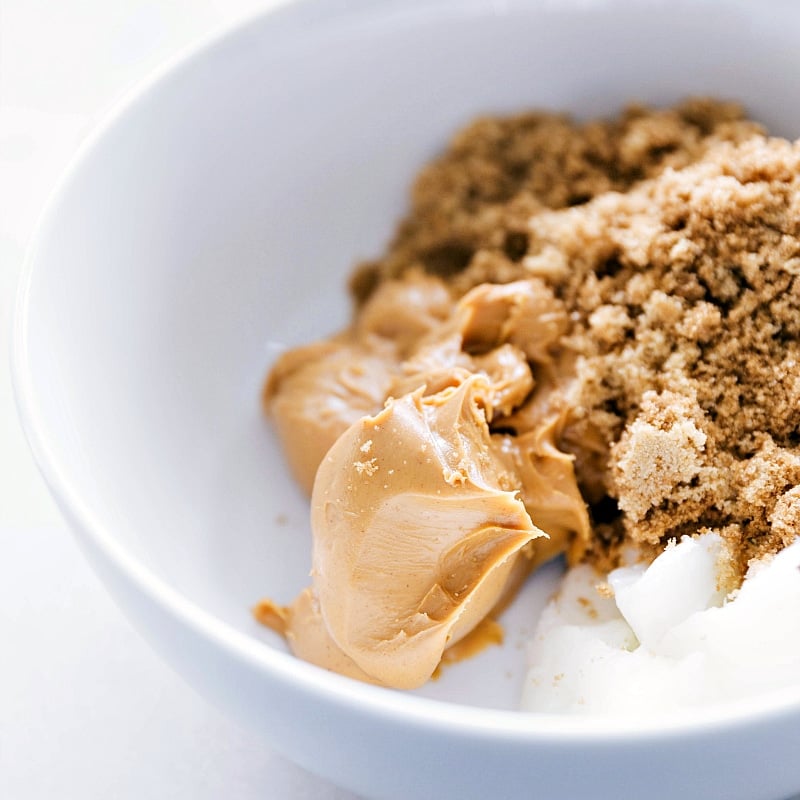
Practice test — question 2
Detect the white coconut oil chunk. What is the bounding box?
[521,534,800,716]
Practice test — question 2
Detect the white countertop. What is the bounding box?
[0,2,357,797]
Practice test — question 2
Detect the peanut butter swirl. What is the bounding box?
[264,273,589,686]
[309,376,543,688]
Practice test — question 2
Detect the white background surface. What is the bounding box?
[0,1,358,797]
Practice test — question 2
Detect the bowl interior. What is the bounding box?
[19,0,800,711]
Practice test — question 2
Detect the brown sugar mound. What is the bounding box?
[535,135,800,576]
[351,99,800,580]
[350,98,763,301]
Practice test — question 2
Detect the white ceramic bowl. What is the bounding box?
[14,1,800,797]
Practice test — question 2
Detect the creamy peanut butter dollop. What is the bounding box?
[306,375,544,688]
[263,271,591,687]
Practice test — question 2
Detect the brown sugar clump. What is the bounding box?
[611,390,707,525]
[352,99,800,580]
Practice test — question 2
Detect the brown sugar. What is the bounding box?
[346,99,800,580]
[350,98,763,301]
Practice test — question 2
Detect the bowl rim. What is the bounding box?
[12,0,800,743]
